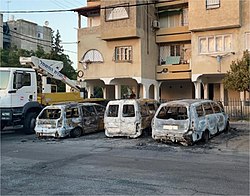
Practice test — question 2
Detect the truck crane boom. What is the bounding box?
[19,56,80,92]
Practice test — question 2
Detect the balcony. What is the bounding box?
[78,26,100,38]
[156,26,191,43]
[156,64,191,80]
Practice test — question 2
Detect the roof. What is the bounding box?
[162,99,213,106]
[71,5,100,17]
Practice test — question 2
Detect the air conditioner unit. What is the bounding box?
[152,20,160,29]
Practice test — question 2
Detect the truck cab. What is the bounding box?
[0,67,42,132]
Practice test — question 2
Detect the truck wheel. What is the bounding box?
[23,112,37,134]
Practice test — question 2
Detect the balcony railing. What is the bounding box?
[156,63,191,80]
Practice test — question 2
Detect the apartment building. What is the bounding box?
[74,0,159,99]
[6,18,52,53]
[74,0,250,102]
[189,0,250,102]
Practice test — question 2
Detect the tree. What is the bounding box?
[48,30,77,92]
[223,50,250,92]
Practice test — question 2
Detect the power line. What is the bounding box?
[0,0,178,14]
[0,30,77,54]
[0,25,52,43]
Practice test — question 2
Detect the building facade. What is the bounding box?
[6,18,52,53]
[74,0,250,102]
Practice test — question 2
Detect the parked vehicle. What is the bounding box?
[104,99,159,138]
[35,102,105,138]
[0,56,86,133]
[152,99,230,145]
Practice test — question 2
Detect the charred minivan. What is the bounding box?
[35,102,105,138]
[104,99,159,138]
[152,99,230,145]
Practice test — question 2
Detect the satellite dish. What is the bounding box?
[44,21,49,26]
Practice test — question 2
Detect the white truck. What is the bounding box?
[0,56,85,133]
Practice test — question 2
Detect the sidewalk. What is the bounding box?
[220,121,249,153]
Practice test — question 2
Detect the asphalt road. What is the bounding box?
[1,122,249,195]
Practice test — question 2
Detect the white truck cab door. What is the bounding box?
[11,71,37,107]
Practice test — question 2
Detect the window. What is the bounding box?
[82,107,92,117]
[94,105,105,115]
[39,109,61,119]
[81,49,104,63]
[66,107,79,118]
[196,105,204,117]
[246,32,250,50]
[203,103,214,115]
[199,34,232,54]
[159,44,184,64]
[107,105,119,117]
[0,71,10,90]
[211,102,221,113]
[170,45,181,56]
[156,106,188,120]
[23,73,31,86]
[13,72,31,89]
[159,8,188,28]
[122,105,135,117]
[105,3,129,21]
[115,46,132,62]
[206,0,220,9]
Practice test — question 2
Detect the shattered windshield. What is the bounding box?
[0,71,10,90]
[39,109,61,119]
[156,105,188,120]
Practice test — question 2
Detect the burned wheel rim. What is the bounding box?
[70,127,82,138]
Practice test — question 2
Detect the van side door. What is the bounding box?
[105,103,121,132]
[120,103,137,135]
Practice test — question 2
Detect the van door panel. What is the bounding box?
[120,104,137,134]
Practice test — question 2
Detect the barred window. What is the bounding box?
[115,46,132,62]
[206,0,220,9]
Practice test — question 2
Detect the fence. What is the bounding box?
[221,100,250,120]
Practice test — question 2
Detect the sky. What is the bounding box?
[0,0,87,69]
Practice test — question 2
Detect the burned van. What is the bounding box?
[152,99,230,145]
[35,102,105,138]
[104,99,159,138]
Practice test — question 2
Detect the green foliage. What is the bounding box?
[0,30,77,92]
[0,46,35,67]
[223,50,250,92]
